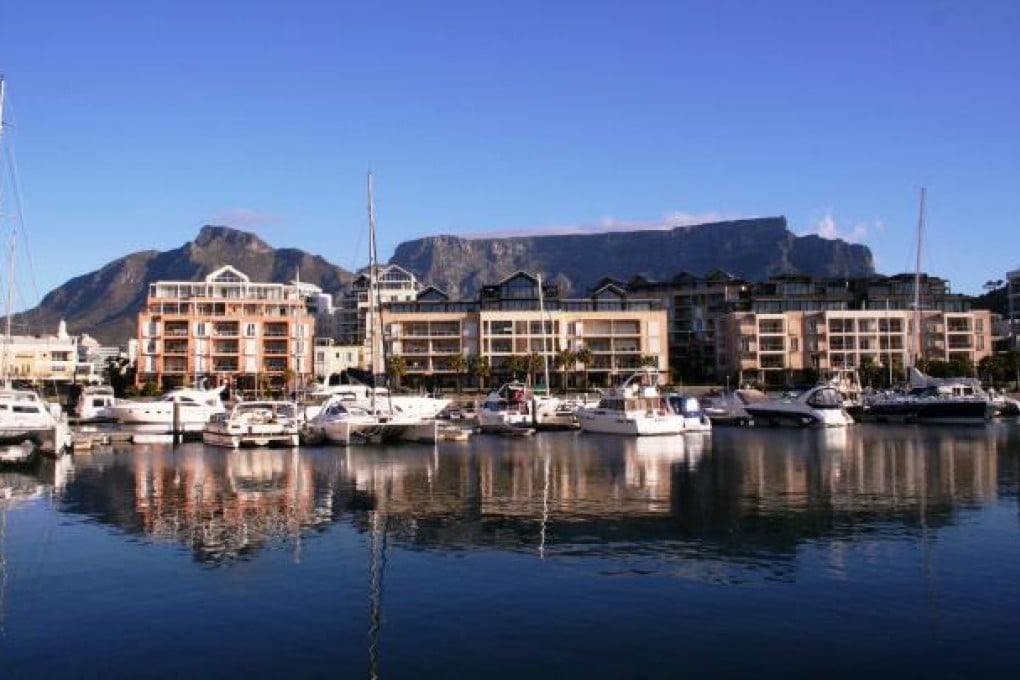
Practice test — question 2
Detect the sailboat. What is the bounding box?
[862,188,994,424]
[0,78,72,459]
[307,173,441,445]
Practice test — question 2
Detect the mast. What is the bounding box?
[367,172,378,414]
[0,77,11,386]
[537,273,551,392]
[911,187,926,372]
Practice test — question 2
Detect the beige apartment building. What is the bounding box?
[135,266,317,393]
[716,307,994,387]
[384,272,668,389]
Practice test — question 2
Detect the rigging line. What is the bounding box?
[3,129,43,309]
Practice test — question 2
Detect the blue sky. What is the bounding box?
[1,0,1018,309]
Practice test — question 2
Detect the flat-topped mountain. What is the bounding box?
[391,217,875,298]
[17,217,874,345]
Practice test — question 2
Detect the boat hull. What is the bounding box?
[578,410,687,436]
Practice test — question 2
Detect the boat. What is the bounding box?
[701,389,763,426]
[742,384,854,428]
[305,394,420,445]
[477,380,577,433]
[665,393,713,432]
[862,368,995,425]
[72,384,117,423]
[106,384,227,431]
[577,367,688,436]
[0,439,38,469]
[202,400,301,448]
[308,377,450,420]
[0,387,73,454]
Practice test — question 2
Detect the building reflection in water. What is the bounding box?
[49,425,1018,568]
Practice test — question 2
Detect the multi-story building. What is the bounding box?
[135,266,317,393]
[1007,267,1020,347]
[1,320,79,386]
[716,307,994,387]
[385,271,668,389]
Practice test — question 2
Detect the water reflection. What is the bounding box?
[46,424,1020,568]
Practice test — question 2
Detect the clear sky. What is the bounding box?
[1,0,1018,310]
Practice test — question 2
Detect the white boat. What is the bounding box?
[742,385,854,428]
[308,379,450,420]
[577,368,688,436]
[665,393,713,432]
[306,394,421,445]
[72,384,117,422]
[477,381,576,433]
[106,384,227,431]
[202,400,301,448]
[0,387,72,454]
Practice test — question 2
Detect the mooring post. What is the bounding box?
[172,401,182,444]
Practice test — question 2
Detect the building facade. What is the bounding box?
[716,307,994,387]
[135,266,317,393]
[384,272,668,389]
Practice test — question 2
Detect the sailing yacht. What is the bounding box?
[0,78,72,457]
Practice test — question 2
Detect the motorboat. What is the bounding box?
[742,385,854,428]
[0,387,72,454]
[106,384,227,431]
[701,389,764,426]
[577,368,687,436]
[477,381,576,433]
[862,368,995,425]
[308,378,450,420]
[304,394,422,445]
[202,400,301,448]
[72,384,117,423]
[665,393,713,432]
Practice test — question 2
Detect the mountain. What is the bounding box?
[18,226,355,345]
[16,217,875,347]
[390,217,875,298]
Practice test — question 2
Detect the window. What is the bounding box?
[195,322,207,337]
[245,323,257,337]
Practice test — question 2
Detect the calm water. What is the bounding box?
[2,423,1019,678]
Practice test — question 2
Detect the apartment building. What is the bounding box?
[135,266,317,392]
[1007,266,1020,346]
[1,320,79,385]
[716,307,994,387]
[385,271,668,389]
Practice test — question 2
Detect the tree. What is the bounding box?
[574,346,593,391]
[386,354,407,390]
[505,354,529,382]
[469,354,491,392]
[527,352,545,388]
[554,348,575,390]
[449,353,467,392]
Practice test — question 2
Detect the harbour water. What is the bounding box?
[2,423,1019,678]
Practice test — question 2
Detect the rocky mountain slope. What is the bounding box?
[391,217,875,298]
[17,217,874,346]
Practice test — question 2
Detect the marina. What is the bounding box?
[2,420,1019,677]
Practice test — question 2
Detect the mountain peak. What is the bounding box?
[194,225,271,253]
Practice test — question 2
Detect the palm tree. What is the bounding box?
[469,354,491,392]
[386,354,407,390]
[449,353,467,393]
[505,354,529,382]
[554,348,575,391]
[574,346,593,391]
[527,352,545,390]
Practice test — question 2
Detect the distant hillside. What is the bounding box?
[391,217,875,298]
[17,226,355,345]
[14,217,876,347]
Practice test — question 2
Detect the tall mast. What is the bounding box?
[367,172,378,412]
[912,187,926,371]
[0,77,11,385]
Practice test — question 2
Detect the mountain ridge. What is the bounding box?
[17,218,875,345]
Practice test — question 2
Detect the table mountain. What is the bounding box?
[391,216,875,298]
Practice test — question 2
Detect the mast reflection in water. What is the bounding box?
[1,424,1019,677]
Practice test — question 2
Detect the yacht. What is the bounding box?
[203,400,301,449]
[863,369,995,425]
[304,394,422,445]
[665,393,713,432]
[477,381,576,433]
[72,384,117,423]
[106,384,227,432]
[0,386,72,454]
[742,385,854,428]
[577,368,687,436]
